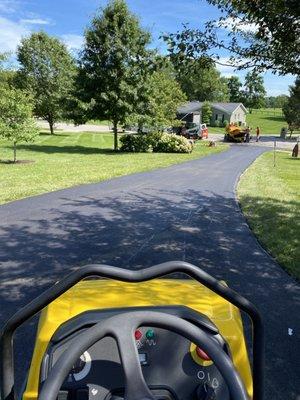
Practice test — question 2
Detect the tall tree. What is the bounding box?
[78,0,151,150]
[201,101,212,124]
[0,53,16,90]
[243,71,266,110]
[283,77,300,135]
[0,87,38,162]
[175,60,229,102]
[17,32,76,134]
[163,0,299,75]
[227,76,243,103]
[126,68,186,130]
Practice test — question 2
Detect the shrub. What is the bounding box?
[120,132,193,153]
[147,131,163,147]
[213,120,220,127]
[223,119,229,127]
[119,134,150,152]
[152,133,193,153]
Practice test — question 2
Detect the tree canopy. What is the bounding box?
[0,87,38,162]
[227,76,243,103]
[17,31,76,134]
[175,61,229,102]
[243,71,266,110]
[163,0,300,75]
[283,77,300,133]
[126,67,186,130]
[78,0,152,150]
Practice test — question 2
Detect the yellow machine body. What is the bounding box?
[23,279,253,400]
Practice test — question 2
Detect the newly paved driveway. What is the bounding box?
[0,145,299,399]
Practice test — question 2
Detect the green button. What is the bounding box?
[146,329,155,339]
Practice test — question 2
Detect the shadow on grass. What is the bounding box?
[3,144,117,155]
[240,195,300,280]
[39,132,70,137]
[259,115,285,122]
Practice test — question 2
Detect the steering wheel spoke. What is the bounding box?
[115,326,155,400]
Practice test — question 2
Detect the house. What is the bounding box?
[177,102,248,126]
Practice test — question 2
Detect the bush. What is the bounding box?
[214,120,220,127]
[119,134,150,152]
[152,133,193,153]
[223,119,229,127]
[120,132,193,153]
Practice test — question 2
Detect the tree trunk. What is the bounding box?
[48,116,54,135]
[113,121,118,151]
[13,142,17,163]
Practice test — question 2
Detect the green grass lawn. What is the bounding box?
[247,108,287,135]
[238,151,300,280]
[208,108,300,137]
[0,132,228,205]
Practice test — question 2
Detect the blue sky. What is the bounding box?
[0,0,296,96]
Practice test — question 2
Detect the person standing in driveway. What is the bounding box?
[256,126,261,142]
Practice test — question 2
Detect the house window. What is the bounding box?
[222,114,225,122]
[215,114,218,121]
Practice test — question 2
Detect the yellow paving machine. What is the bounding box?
[224,125,250,143]
[0,262,264,400]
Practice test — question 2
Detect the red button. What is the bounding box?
[135,330,143,340]
[196,347,211,361]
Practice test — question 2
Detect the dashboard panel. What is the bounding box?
[39,306,231,400]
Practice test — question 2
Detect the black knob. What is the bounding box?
[196,383,217,400]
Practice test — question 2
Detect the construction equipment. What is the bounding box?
[0,262,264,400]
[224,124,249,143]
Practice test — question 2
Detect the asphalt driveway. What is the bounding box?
[0,145,299,399]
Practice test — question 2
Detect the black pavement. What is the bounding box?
[0,145,299,399]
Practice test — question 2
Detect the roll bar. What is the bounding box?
[0,261,264,400]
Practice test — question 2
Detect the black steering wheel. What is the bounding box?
[38,311,249,400]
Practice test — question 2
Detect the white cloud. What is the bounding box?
[61,34,84,51]
[0,0,20,14]
[216,57,248,77]
[0,16,29,52]
[219,17,258,34]
[0,15,53,54]
[20,18,52,25]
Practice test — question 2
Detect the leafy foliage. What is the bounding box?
[201,101,212,124]
[78,0,152,150]
[0,53,16,90]
[163,1,300,75]
[152,133,193,153]
[265,95,288,109]
[243,71,266,110]
[120,132,193,153]
[283,77,300,134]
[126,66,186,130]
[0,87,39,162]
[119,134,151,152]
[17,32,76,134]
[175,60,229,101]
[227,76,243,103]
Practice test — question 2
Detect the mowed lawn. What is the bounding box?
[0,131,228,205]
[208,108,298,136]
[247,108,288,135]
[238,151,299,279]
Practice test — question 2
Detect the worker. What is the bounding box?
[256,126,260,142]
[244,127,250,143]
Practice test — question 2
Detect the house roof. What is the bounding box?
[177,101,202,115]
[177,102,248,115]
